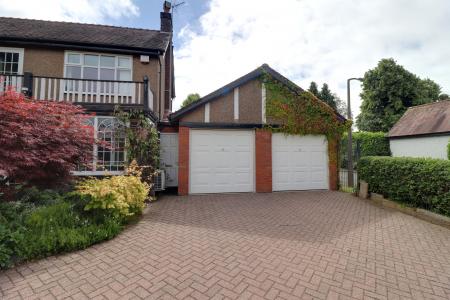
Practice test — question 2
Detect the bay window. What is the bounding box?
[74,116,126,175]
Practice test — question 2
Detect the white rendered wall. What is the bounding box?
[390,135,449,159]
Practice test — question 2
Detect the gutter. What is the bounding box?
[388,131,450,139]
[0,38,164,56]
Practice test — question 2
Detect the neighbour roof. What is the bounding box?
[388,101,450,138]
[170,64,345,122]
[0,17,171,54]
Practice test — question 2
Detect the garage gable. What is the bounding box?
[170,64,345,127]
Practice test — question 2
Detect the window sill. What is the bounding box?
[72,171,125,176]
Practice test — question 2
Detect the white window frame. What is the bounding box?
[72,116,127,176]
[0,47,24,74]
[63,51,133,82]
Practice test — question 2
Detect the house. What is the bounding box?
[388,101,450,159]
[0,1,175,175]
[1,2,346,194]
[160,64,346,195]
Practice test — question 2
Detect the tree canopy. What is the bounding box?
[0,90,94,187]
[308,81,346,117]
[356,58,441,132]
[181,93,201,108]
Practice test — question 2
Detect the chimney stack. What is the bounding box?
[161,1,172,32]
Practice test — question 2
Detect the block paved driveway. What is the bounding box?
[1,191,450,300]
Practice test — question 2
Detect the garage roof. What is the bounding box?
[0,17,170,54]
[170,64,345,122]
[389,101,450,138]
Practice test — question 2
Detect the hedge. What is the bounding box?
[359,156,450,217]
[447,141,450,160]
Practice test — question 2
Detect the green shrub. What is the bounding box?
[0,223,24,268]
[447,140,450,160]
[0,187,126,269]
[359,156,450,216]
[18,201,123,260]
[75,172,149,219]
[16,186,63,206]
[0,201,31,268]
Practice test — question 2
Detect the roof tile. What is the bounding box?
[0,17,170,52]
[388,101,450,137]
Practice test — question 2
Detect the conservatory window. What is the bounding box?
[74,116,126,175]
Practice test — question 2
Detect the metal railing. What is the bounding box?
[0,72,151,109]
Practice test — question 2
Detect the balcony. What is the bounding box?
[0,72,153,111]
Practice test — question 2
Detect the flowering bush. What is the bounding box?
[0,90,94,187]
[75,162,150,218]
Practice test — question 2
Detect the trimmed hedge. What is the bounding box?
[359,156,450,217]
[447,141,450,160]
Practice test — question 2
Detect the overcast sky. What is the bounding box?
[1,0,449,117]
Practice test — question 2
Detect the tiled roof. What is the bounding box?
[389,101,450,137]
[0,17,171,53]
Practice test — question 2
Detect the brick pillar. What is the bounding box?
[328,137,339,191]
[255,129,272,193]
[178,126,189,195]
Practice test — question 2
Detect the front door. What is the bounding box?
[160,133,179,187]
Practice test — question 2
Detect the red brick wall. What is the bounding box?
[255,129,272,193]
[178,127,189,195]
[328,137,339,191]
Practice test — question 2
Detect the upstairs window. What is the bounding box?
[64,52,132,82]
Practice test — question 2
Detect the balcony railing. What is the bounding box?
[0,72,152,110]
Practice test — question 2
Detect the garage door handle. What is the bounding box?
[165,164,172,167]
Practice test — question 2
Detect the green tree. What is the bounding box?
[319,83,337,111]
[438,93,449,100]
[308,81,320,97]
[181,93,201,108]
[333,94,347,117]
[356,58,441,132]
[309,81,346,116]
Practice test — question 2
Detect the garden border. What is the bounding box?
[358,181,450,229]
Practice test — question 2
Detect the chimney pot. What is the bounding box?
[163,1,171,13]
[160,1,173,32]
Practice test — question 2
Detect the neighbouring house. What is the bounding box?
[0,1,175,176]
[160,64,346,195]
[388,101,450,159]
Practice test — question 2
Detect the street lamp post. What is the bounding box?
[347,78,363,188]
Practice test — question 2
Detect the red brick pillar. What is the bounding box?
[178,126,189,195]
[328,137,339,191]
[255,129,272,193]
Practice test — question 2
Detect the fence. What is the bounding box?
[0,73,151,109]
[339,138,361,191]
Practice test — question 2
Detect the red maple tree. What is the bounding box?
[0,90,94,187]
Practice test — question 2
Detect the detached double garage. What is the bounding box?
[163,64,341,195]
[162,127,333,195]
[188,129,329,194]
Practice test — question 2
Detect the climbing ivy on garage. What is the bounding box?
[262,74,351,139]
[261,74,352,169]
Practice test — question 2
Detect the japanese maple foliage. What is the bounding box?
[0,90,94,187]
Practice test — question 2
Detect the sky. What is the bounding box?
[1,0,449,118]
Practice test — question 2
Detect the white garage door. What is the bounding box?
[190,130,255,194]
[272,134,328,191]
